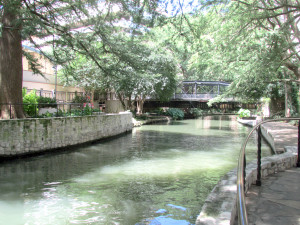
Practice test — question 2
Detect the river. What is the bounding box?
[0,116,271,225]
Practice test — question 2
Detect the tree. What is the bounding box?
[0,0,24,118]
[59,32,177,114]
[0,0,164,119]
[184,1,300,115]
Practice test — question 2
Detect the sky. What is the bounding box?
[159,0,202,16]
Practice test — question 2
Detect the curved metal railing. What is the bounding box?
[237,117,300,225]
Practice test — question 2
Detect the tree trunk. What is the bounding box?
[284,81,292,117]
[136,96,145,114]
[90,89,95,106]
[0,0,25,119]
[117,93,127,111]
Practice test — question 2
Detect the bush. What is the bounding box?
[72,92,90,103]
[238,108,251,118]
[83,104,93,115]
[23,89,39,117]
[150,108,166,115]
[166,108,184,120]
[38,96,57,108]
[189,108,203,118]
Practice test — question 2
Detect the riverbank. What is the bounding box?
[196,120,298,225]
[132,113,237,127]
[0,112,133,158]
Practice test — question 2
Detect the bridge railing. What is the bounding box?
[173,93,219,100]
[237,118,300,225]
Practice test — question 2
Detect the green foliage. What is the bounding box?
[37,96,57,108]
[72,92,90,104]
[135,114,148,121]
[22,88,96,118]
[23,88,58,116]
[38,111,54,118]
[290,83,299,116]
[237,109,251,118]
[83,104,93,115]
[189,108,203,118]
[22,88,27,98]
[60,34,177,111]
[166,108,184,120]
[23,90,39,117]
[37,106,100,118]
[150,108,166,115]
[182,1,300,106]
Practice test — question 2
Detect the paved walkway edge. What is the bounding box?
[195,122,298,225]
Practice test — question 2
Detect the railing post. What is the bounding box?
[9,104,12,119]
[35,104,37,118]
[297,120,300,167]
[256,125,262,186]
[243,154,246,191]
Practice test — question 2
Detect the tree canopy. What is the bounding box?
[1,0,300,118]
[0,0,166,118]
[185,0,300,106]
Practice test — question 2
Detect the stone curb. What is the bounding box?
[195,123,298,225]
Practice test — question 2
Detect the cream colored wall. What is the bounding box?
[22,51,54,75]
[22,49,84,101]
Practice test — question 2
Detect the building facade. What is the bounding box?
[22,46,84,102]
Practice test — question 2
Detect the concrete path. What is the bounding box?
[262,122,298,153]
[246,121,300,225]
[246,167,300,225]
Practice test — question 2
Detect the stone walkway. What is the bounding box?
[262,122,298,154]
[246,167,300,225]
[246,121,300,225]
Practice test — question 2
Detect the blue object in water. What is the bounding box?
[156,209,168,214]
[149,216,190,225]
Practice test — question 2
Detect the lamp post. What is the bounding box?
[53,64,57,101]
[55,64,57,101]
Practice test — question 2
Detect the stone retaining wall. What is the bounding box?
[0,112,133,157]
[195,123,298,225]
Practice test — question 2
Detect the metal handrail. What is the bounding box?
[237,117,300,225]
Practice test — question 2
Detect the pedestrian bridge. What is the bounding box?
[144,81,257,111]
[173,81,230,101]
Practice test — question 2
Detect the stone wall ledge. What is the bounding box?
[0,112,133,158]
[195,122,298,225]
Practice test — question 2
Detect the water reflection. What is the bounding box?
[0,116,271,225]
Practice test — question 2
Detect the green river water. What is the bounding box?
[0,116,271,225]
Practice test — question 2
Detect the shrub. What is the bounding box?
[23,89,39,117]
[189,108,203,118]
[83,104,93,115]
[238,108,251,118]
[38,96,57,108]
[166,108,184,120]
[72,92,90,103]
[150,108,166,115]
